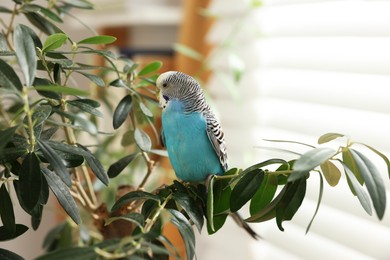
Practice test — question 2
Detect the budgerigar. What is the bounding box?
[156,71,227,182]
[156,71,258,239]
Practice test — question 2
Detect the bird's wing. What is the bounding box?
[205,113,228,171]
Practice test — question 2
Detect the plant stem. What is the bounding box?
[22,87,35,152]
[144,193,172,233]
[4,3,17,50]
[63,43,78,86]
[40,53,55,83]
[60,99,98,210]
[267,170,293,176]
[214,174,236,180]
[137,151,155,190]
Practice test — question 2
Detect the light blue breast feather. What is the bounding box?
[162,100,224,181]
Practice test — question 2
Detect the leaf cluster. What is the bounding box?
[1,1,389,260]
[0,1,163,258]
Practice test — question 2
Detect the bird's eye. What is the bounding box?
[162,83,168,88]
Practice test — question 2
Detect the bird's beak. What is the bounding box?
[155,87,161,100]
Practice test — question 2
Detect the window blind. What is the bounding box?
[198,1,390,259]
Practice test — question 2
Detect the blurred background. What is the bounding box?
[2,0,390,259]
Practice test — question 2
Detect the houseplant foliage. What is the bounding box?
[0,0,389,259]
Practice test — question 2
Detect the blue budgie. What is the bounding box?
[156,71,258,239]
[156,71,227,182]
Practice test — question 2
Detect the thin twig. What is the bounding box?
[137,151,155,190]
[22,88,35,152]
[144,193,172,233]
[4,3,17,50]
[80,164,98,205]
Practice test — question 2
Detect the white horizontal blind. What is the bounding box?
[197,1,390,259]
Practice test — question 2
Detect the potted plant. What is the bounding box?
[0,1,388,259]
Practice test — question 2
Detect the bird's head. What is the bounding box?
[156,71,201,107]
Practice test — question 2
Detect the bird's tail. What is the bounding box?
[230,212,260,240]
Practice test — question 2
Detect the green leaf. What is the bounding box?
[42,33,68,52]
[293,147,336,172]
[0,184,16,234]
[56,150,84,168]
[173,192,204,233]
[144,241,172,258]
[45,140,90,158]
[357,142,390,179]
[77,144,109,186]
[14,24,37,86]
[134,128,152,152]
[246,184,288,223]
[173,43,204,61]
[20,25,43,49]
[33,78,61,100]
[105,212,144,228]
[318,133,344,144]
[36,247,96,260]
[38,6,63,22]
[263,139,316,148]
[37,140,71,187]
[42,222,65,250]
[249,174,278,215]
[76,47,117,59]
[109,78,127,88]
[306,173,324,234]
[107,153,139,178]
[0,248,24,260]
[207,173,233,234]
[78,35,117,45]
[139,102,153,117]
[230,169,264,212]
[290,147,336,182]
[0,33,8,51]
[0,224,28,241]
[68,99,103,117]
[320,160,341,187]
[0,58,23,92]
[113,95,133,129]
[138,61,162,76]
[42,168,81,224]
[34,85,89,96]
[0,126,18,154]
[341,161,372,216]
[207,175,216,232]
[31,203,43,230]
[19,152,42,212]
[137,75,158,88]
[142,199,159,220]
[56,110,97,135]
[28,105,52,138]
[39,175,50,205]
[64,0,94,9]
[0,147,27,164]
[24,12,63,35]
[111,191,160,212]
[75,71,105,87]
[0,7,13,13]
[350,149,386,219]
[276,178,307,231]
[20,4,41,12]
[167,209,195,260]
[342,148,364,192]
